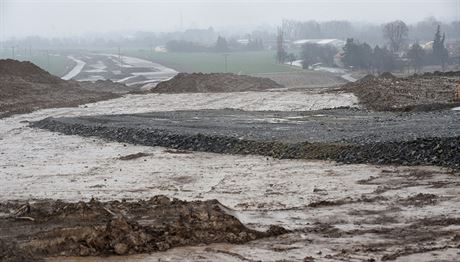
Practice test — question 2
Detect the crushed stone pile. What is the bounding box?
[152,72,285,93]
[0,59,118,118]
[344,71,460,111]
[0,196,287,260]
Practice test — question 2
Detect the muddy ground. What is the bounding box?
[2,60,460,261]
[1,91,460,260]
[0,196,286,261]
[33,108,460,168]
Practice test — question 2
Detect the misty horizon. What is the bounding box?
[0,0,458,39]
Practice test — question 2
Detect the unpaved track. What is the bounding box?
[61,56,86,80]
[65,53,177,87]
[39,109,460,144]
[1,92,459,261]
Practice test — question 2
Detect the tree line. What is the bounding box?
[341,23,450,72]
[277,21,452,72]
[282,17,460,45]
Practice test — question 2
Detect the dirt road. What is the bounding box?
[60,53,178,88]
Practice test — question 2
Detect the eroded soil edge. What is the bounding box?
[0,196,287,261]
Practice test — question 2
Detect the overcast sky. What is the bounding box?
[1,0,459,38]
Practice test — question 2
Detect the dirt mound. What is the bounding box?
[79,79,137,94]
[152,73,285,93]
[0,196,287,259]
[0,59,119,118]
[379,72,397,79]
[344,71,460,111]
[0,59,56,82]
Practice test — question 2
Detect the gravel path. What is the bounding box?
[33,109,460,168]
[36,109,460,144]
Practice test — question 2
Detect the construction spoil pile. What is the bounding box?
[152,72,285,93]
[345,71,460,111]
[0,196,287,261]
[0,59,120,118]
[33,109,460,169]
[253,71,346,89]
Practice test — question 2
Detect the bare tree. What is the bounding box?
[433,25,449,71]
[286,53,297,66]
[276,27,287,64]
[383,20,409,53]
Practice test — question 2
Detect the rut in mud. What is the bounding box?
[0,196,287,260]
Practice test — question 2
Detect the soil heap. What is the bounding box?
[0,196,287,261]
[0,59,119,118]
[344,71,460,111]
[152,72,285,93]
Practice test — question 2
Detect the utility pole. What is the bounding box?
[180,10,183,30]
[118,46,122,71]
[223,53,229,73]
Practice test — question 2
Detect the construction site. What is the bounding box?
[1,0,460,261]
[1,54,460,261]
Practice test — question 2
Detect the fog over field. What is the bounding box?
[0,0,458,37]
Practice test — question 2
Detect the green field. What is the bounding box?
[116,49,302,74]
[0,49,73,77]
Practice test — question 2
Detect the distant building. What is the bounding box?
[420,41,434,51]
[236,39,249,45]
[291,39,346,49]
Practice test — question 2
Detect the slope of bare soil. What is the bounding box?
[253,71,347,89]
[0,59,119,118]
[0,196,286,260]
[344,71,460,111]
[152,72,285,93]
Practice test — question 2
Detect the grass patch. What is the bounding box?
[111,49,302,74]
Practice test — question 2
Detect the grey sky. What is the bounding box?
[1,0,459,37]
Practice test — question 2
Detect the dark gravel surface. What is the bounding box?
[34,109,460,144]
[32,109,460,169]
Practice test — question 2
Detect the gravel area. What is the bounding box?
[33,109,460,168]
[34,109,460,144]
